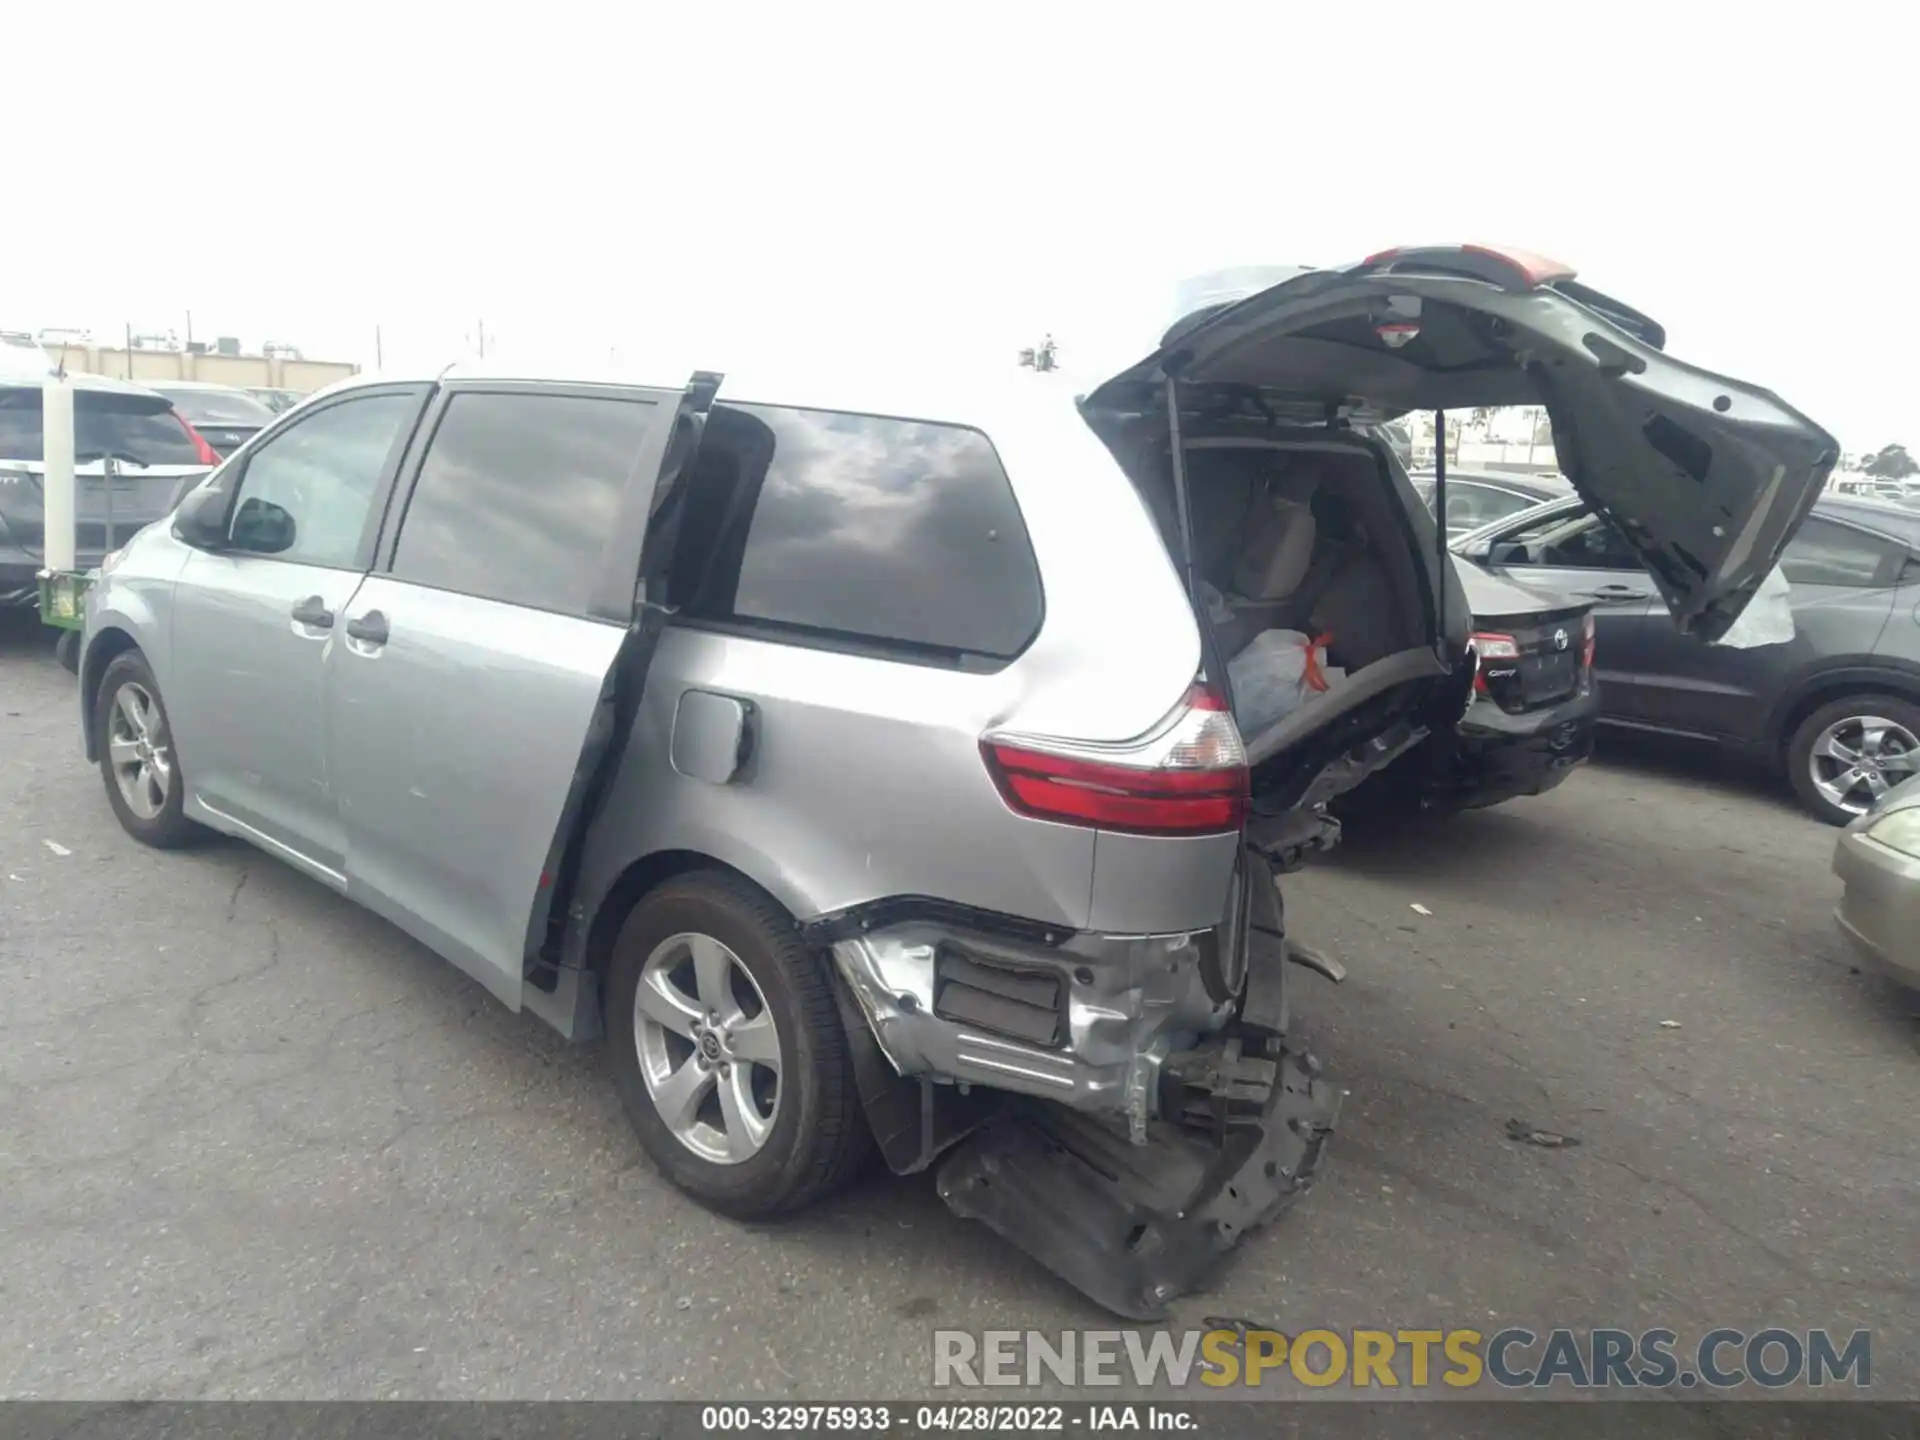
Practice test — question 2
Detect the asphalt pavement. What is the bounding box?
[2,613,1916,1402]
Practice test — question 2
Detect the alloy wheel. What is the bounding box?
[1808,714,1920,816]
[632,931,782,1164]
[107,681,171,820]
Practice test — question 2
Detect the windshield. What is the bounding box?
[154,386,276,426]
[0,391,205,465]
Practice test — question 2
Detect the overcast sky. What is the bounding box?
[11,2,1912,450]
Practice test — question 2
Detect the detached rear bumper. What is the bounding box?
[827,879,1342,1318]
[938,1039,1341,1318]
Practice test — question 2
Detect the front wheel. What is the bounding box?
[604,871,870,1219]
[1787,694,1920,825]
[93,650,199,848]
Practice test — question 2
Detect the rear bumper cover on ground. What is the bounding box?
[937,1039,1340,1318]
[829,884,1342,1319]
[1833,830,1920,989]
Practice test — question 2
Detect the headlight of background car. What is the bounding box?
[1865,807,1920,858]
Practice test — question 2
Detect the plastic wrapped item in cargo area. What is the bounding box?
[1228,629,1348,737]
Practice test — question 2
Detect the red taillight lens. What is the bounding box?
[1468,632,1519,695]
[174,413,221,466]
[1459,244,1576,288]
[1357,244,1575,290]
[981,683,1249,837]
[1581,612,1597,668]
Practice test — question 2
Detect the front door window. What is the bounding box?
[227,393,417,568]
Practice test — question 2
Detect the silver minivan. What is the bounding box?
[79,247,1836,1316]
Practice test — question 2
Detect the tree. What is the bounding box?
[1861,443,1918,481]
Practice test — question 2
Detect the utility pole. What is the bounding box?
[375,325,383,369]
[477,318,485,359]
[125,321,133,378]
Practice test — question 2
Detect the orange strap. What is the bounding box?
[1303,632,1334,693]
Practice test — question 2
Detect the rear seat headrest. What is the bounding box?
[1230,489,1317,602]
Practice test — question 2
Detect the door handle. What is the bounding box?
[1582,584,1642,598]
[345,610,389,645]
[290,595,334,628]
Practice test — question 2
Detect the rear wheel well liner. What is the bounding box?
[81,628,142,761]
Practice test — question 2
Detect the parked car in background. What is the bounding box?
[75,245,1838,1317]
[1833,773,1920,992]
[1455,495,1920,824]
[0,330,52,379]
[247,386,304,415]
[145,380,278,457]
[1344,560,1596,815]
[0,373,215,608]
[1411,466,1573,538]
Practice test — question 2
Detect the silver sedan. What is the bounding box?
[1833,774,1920,989]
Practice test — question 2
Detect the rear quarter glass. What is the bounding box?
[683,403,1045,665]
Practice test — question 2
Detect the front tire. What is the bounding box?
[604,871,869,1219]
[94,650,199,848]
[1787,694,1920,826]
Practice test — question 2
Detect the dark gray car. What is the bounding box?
[1455,495,1920,824]
[1411,467,1574,538]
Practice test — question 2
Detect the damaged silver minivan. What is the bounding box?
[80,246,1836,1317]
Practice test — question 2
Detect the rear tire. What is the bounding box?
[1787,694,1920,826]
[94,650,199,849]
[604,870,870,1219]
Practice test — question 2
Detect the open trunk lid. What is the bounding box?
[1083,245,1839,642]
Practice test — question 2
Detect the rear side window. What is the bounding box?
[156,388,276,427]
[1443,481,1536,534]
[390,390,655,614]
[1500,508,1644,571]
[686,404,1043,662]
[1780,518,1899,588]
[0,393,204,466]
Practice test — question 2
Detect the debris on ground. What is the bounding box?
[1410,902,1433,916]
[1505,1118,1582,1149]
[1203,1316,1284,1344]
[41,840,71,857]
[1659,1019,1683,1029]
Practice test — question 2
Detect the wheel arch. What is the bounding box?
[1769,661,1920,761]
[80,626,143,761]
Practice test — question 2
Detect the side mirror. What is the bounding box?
[230,497,297,555]
[1486,540,1525,567]
[171,487,231,551]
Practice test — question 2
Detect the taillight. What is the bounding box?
[1356,244,1575,290]
[981,683,1249,837]
[1581,612,1596,669]
[174,413,221,466]
[1468,631,1519,695]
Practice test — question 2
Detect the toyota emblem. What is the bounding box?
[1553,628,1570,651]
